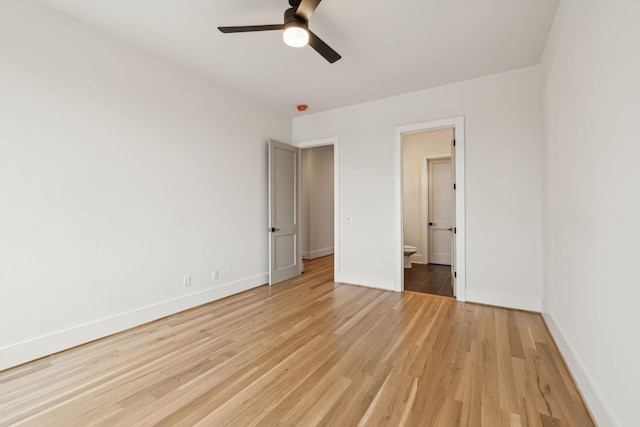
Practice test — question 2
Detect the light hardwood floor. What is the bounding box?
[0,255,594,426]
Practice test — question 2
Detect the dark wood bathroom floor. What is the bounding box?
[404,263,454,297]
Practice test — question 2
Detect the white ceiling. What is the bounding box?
[39,0,560,118]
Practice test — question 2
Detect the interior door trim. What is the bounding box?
[395,116,466,301]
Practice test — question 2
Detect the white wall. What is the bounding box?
[0,0,290,370]
[540,1,640,425]
[301,149,312,258]
[402,129,452,264]
[301,146,334,259]
[294,66,543,310]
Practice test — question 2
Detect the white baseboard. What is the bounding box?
[0,273,268,372]
[302,247,334,260]
[410,253,426,264]
[465,288,541,312]
[541,302,617,427]
[338,273,395,291]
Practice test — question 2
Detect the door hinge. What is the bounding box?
[454,227,457,234]
[453,183,456,190]
[453,139,456,147]
[454,271,457,278]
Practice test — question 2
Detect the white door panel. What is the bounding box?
[433,229,452,253]
[428,158,452,266]
[269,140,300,285]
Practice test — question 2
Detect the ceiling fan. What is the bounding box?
[218,0,341,64]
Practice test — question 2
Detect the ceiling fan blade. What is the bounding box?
[294,0,322,21]
[218,24,284,33]
[308,31,341,63]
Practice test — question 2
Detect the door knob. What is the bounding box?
[429,222,433,226]
[270,227,281,232]
[447,227,453,231]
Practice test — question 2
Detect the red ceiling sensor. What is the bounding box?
[297,104,308,112]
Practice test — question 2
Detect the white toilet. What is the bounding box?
[403,245,417,268]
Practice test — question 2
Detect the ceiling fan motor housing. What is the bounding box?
[284,8,308,29]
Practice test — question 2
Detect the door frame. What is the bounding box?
[421,154,451,265]
[293,136,340,282]
[395,116,466,300]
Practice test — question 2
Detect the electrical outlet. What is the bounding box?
[212,269,219,280]
[183,275,191,287]
[365,261,369,268]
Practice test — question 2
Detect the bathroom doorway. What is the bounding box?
[395,116,465,300]
[401,128,454,297]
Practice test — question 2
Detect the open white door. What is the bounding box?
[450,136,457,296]
[268,140,301,285]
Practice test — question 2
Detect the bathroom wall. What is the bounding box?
[402,128,453,264]
[301,145,334,259]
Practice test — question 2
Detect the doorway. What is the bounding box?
[301,145,334,266]
[394,116,466,300]
[294,137,340,282]
[401,129,454,297]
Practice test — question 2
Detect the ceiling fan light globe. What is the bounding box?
[283,26,308,47]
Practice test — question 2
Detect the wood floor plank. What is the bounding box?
[0,255,595,426]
